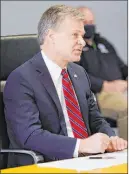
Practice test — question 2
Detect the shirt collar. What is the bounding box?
[41,50,62,83]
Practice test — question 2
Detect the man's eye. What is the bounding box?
[73,33,78,37]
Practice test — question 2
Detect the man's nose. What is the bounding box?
[78,37,86,47]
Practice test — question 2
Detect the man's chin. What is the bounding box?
[73,55,81,62]
[67,55,81,63]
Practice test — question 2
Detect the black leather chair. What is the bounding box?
[0,34,43,169]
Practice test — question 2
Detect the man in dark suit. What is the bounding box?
[3,5,127,167]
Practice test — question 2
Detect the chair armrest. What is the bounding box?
[0,149,44,164]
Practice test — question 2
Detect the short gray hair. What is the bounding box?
[37,4,85,45]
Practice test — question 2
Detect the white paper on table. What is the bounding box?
[37,149,127,172]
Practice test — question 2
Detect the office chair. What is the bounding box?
[0,34,43,169]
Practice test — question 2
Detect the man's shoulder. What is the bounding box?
[94,33,113,46]
[69,62,85,72]
[94,33,116,53]
[68,62,89,78]
[69,62,91,87]
[6,52,41,81]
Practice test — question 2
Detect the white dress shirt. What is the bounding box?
[41,50,80,157]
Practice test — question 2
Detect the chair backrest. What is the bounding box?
[0,34,40,169]
[0,92,9,169]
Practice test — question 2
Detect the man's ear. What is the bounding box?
[47,29,56,43]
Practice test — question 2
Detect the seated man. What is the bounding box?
[3,5,127,167]
[78,7,128,140]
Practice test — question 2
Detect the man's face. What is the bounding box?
[52,16,85,63]
[83,10,95,25]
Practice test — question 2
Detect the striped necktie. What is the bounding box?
[61,69,88,138]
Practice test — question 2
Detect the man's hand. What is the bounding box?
[106,136,127,152]
[103,80,127,93]
[79,133,110,154]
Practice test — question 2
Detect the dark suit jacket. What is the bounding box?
[3,52,115,167]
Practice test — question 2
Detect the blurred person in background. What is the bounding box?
[78,7,128,140]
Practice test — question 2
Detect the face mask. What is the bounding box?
[84,24,96,39]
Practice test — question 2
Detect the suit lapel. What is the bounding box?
[31,52,68,135]
[67,64,91,135]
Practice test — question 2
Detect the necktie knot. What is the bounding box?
[61,68,67,75]
[61,69,68,78]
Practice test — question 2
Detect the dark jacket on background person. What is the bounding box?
[78,33,128,93]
